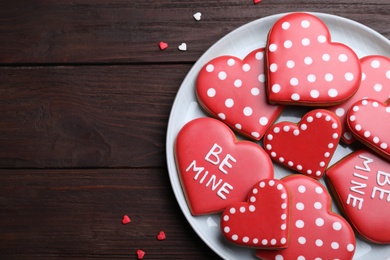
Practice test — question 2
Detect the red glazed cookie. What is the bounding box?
[346,98,390,160]
[196,48,284,140]
[328,55,390,144]
[263,109,341,179]
[256,175,356,260]
[175,117,273,215]
[326,149,390,244]
[220,179,290,249]
[266,12,361,105]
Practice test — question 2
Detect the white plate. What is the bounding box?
[166,12,390,260]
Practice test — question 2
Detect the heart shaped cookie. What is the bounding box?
[346,98,390,160]
[326,149,390,243]
[266,12,361,105]
[196,48,284,140]
[263,109,341,179]
[328,55,390,144]
[221,179,290,249]
[256,175,356,260]
[175,117,273,215]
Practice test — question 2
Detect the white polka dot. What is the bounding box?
[325,73,334,82]
[310,89,319,98]
[316,112,322,118]
[235,123,241,130]
[267,134,273,141]
[300,124,307,130]
[251,88,260,96]
[381,143,388,149]
[296,220,304,228]
[298,185,306,193]
[225,98,234,108]
[262,239,268,245]
[297,165,302,170]
[281,213,286,220]
[284,40,293,48]
[207,88,216,97]
[249,205,256,212]
[250,196,256,203]
[290,77,299,86]
[269,180,275,186]
[259,117,268,126]
[347,244,355,252]
[286,60,295,68]
[386,70,390,79]
[324,152,330,158]
[243,236,249,243]
[281,238,286,244]
[269,44,277,52]
[322,54,330,61]
[296,202,305,210]
[253,238,259,244]
[230,208,236,214]
[218,113,226,120]
[301,20,310,28]
[355,124,362,131]
[281,203,287,209]
[277,184,283,190]
[316,218,324,226]
[314,202,322,209]
[333,222,342,231]
[374,83,383,92]
[307,116,313,123]
[319,161,325,167]
[282,21,290,30]
[328,143,334,148]
[270,63,278,72]
[297,256,305,260]
[224,226,230,233]
[271,239,277,245]
[328,88,338,97]
[227,59,235,66]
[307,74,316,82]
[274,127,280,133]
[251,132,259,139]
[281,223,286,230]
[291,93,300,101]
[259,182,265,188]
[344,132,352,140]
[304,56,313,65]
[298,236,306,244]
[302,38,310,46]
[318,35,327,43]
[258,74,265,82]
[232,234,238,240]
[315,187,323,194]
[316,239,323,247]
[234,79,242,87]
[206,64,214,72]
[364,131,371,138]
[335,108,344,117]
[331,242,339,249]
[371,60,381,68]
[275,255,284,260]
[255,52,264,60]
[242,64,251,72]
[293,129,300,136]
[345,72,354,81]
[333,133,339,139]
[338,54,348,62]
[287,161,293,166]
[272,84,281,93]
[281,193,287,199]
[243,107,253,116]
[218,71,227,80]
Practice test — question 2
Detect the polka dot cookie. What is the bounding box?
[326,149,390,244]
[328,55,390,144]
[196,48,284,140]
[263,109,341,179]
[346,98,390,160]
[266,12,361,106]
[220,179,290,249]
[256,175,356,260]
[175,117,273,215]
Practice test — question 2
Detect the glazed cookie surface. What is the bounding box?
[175,117,273,215]
[266,12,361,105]
[326,149,390,244]
[196,48,284,140]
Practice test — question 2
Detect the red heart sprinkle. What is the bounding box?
[157,231,166,241]
[136,249,145,260]
[159,41,168,50]
[253,0,262,3]
[121,215,131,225]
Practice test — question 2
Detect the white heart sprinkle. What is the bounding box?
[178,43,187,51]
[193,12,202,21]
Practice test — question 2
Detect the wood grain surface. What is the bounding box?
[0,0,389,259]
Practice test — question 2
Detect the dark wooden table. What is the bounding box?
[0,1,388,259]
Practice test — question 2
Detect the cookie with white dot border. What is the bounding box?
[263,109,341,179]
[220,179,290,249]
[328,55,390,144]
[266,12,361,106]
[256,175,356,260]
[196,48,284,140]
[346,98,390,160]
[326,149,390,244]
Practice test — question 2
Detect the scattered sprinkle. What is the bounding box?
[121,215,131,225]
[159,41,168,50]
[156,231,166,241]
[178,43,187,51]
[136,249,145,260]
[253,0,262,3]
[193,12,202,21]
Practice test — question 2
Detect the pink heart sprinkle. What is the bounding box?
[253,0,262,4]
[156,231,166,241]
[121,215,130,225]
[136,249,145,260]
[159,41,168,50]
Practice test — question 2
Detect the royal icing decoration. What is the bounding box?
[196,48,284,140]
[326,149,390,243]
[221,179,290,249]
[175,117,273,215]
[266,12,361,105]
[328,55,390,144]
[263,109,341,179]
[347,98,390,160]
[256,175,356,260]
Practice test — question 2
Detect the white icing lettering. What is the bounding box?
[353,172,368,180]
[354,155,374,172]
[206,174,223,190]
[346,194,364,210]
[217,182,234,200]
[204,143,236,174]
[186,160,205,180]
[219,154,237,174]
[205,143,223,165]
[376,171,390,187]
[371,187,390,202]
[350,180,367,195]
